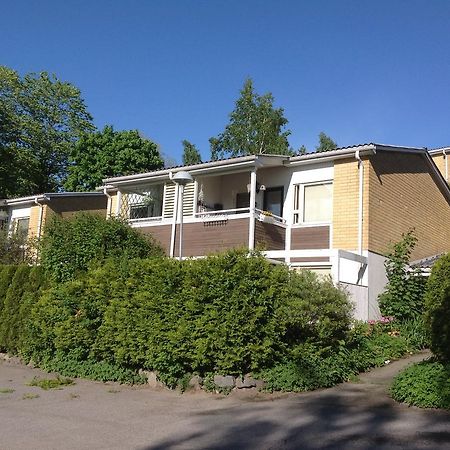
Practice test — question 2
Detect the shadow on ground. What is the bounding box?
[142,380,450,450]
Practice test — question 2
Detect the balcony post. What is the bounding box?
[248,169,257,250]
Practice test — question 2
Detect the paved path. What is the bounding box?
[0,351,449,449]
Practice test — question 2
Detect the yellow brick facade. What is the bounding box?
[431,153,448,182]
[28,205,41,238]
[108,193,118,217]
[332,158,369,250]
[367,152,450,260]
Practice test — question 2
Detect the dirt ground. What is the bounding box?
[0,351,449,450]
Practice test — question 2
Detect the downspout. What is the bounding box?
[169,171,179,258]
[443,149,448,182]
[355,150,364,257]
[34,196,44,240]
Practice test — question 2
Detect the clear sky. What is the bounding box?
[2,0,450,163]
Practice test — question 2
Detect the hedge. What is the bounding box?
[18,250,353,387]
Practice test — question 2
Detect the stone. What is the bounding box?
[139,370,165,389]
[213,375,235,388]
[235,375,257,389]
[187,375,203,391]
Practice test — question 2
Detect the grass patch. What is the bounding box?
[0,388,14,394]
[22,393,39,400]
[27,376,74,390]
[391,359,450,410]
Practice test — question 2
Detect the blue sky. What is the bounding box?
[2,0,450,163]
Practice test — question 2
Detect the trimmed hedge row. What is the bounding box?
[0,251,353,387]
[0,265,47,353]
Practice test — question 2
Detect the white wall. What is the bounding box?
[367,251,388,320]
[341,283,369,321]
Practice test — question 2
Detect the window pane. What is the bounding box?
[15,218,30,237]
[303,184,332,223]
[263,187,283,217]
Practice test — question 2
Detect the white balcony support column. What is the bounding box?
[169,183,180,258]
[178,184,185,261]
[116,190,122,218]
[248,169,257,250]
[192,179,198,216]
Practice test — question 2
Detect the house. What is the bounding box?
[102,143,450,321]
[0,192,108,241]
[429,147,449,183]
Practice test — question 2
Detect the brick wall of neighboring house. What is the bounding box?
[431,153,446,180]
[28,205,40,238]
[367,152,450,260]
[48,196,107,218]
[332,158,370,251]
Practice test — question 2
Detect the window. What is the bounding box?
[14,218,30,237]
[127,184,164,220]
[293,182,332,224]
[263,187,284,217]
[236,192,250,211]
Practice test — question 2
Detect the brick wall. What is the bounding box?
[367,152,450,259]
[332,158,369,250]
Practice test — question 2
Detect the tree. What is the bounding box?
[209,79,292,160]
[182,140,202,165]
[64,125,164,191]
[315,132,338,152]
[0,66,94,197]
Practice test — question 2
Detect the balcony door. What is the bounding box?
[263,186,284,217]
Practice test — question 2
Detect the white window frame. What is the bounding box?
[293,180,333,226]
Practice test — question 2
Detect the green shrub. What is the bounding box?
[21,250,352,387]
[0,230,34,265]
[39,214,164,282]
[261,318,424,392]
[279,270,352,351]
[424,253,450,362]
[0,265,18,313]
[0,266,47,354]
[378,230,427,321]
[39,355,146,384]
[391,360,450,409]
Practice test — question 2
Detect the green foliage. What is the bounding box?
[0,230,36,265]
[19,250,352,388]
[39,214,164,282]
[181,140,202,165]
[209,78,293,160]
[261,318,425,392]
[0,265,46,353]
[315,132,338,152]
[391,360,450,409]
[65,125,164,191]
[378,230,427,321]
[424,253,450,361]
[279,271,352,351]
[0,265,18,312]
[0,65,94,197]
[27,375,74,390]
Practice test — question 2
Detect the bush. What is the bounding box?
[0,230,35,265]
[391,360,450,409]
[39,214,164,282]
[424,253,450,361]
[0,266,47,353]
[261,318,425,392]
[21,250,353,387]
[0,265,18,313]
[378,230,427,321]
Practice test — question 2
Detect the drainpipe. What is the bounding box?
[34,196,44,240]
[248,169,257,251]
[355,150,364,257]
[169,171,179,258]
[443,149,448,182]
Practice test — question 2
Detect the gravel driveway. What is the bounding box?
[0,351,449,449]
